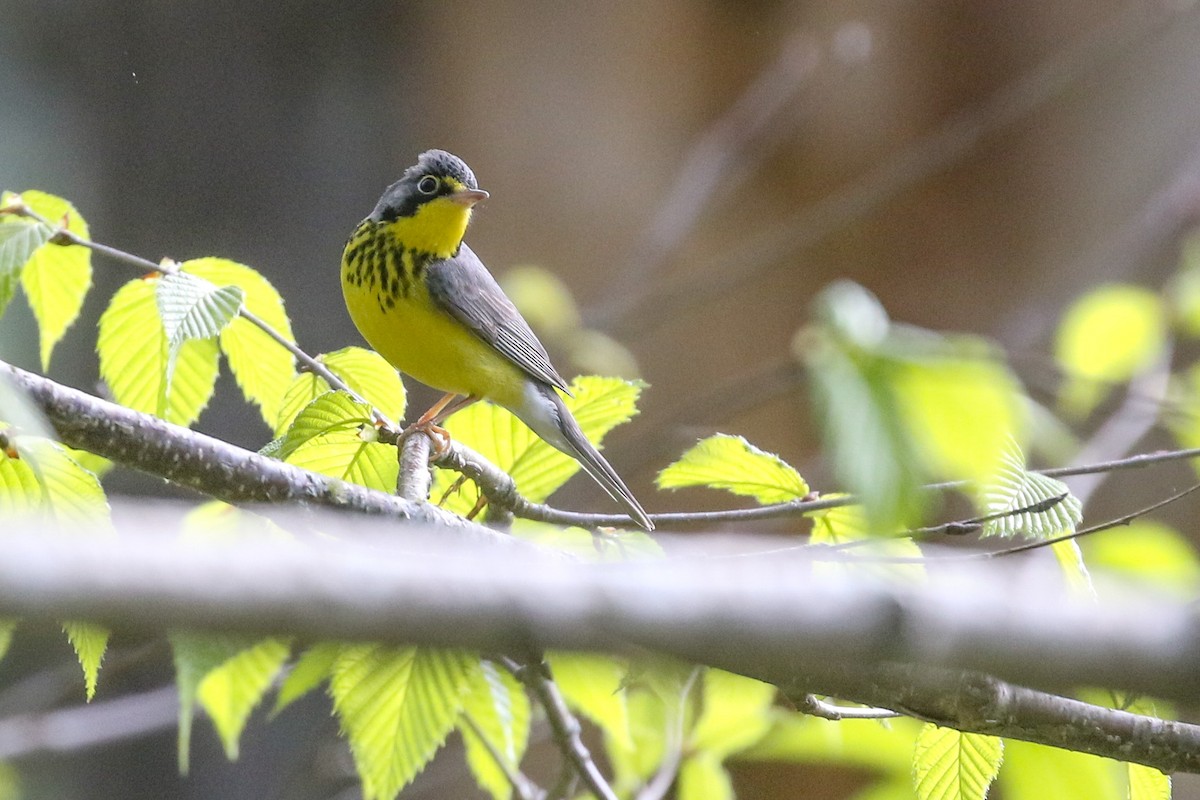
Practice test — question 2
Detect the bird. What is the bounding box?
[340,149,653,530]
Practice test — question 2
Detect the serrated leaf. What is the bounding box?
[434,376,642,516]
[1056,284,1166,417]
[184,258,296,427]
[275,347,404,436]
[156,271,244,347]
[331,645,473,800]
[678,754,734,800]
[12,191,92,369]
[11,436,110,523]
[0,216,52,320]
[547,651,632,751]
[912,724,1002,800]
[689,668,775,758]
[279,391,397,491]
[198,637,290,760]
[608,683,669,792]
[461,659,531,800]
[657,433,808,504]
[98,276,219,426]
[171,633,284,773]
[979,442,1081,540]
[274,641,342,715]
[63,620,109,701]
[172,634,258,773]
[1127,763,1170,800]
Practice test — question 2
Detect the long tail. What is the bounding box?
[513,382,654,531]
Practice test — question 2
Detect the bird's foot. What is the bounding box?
[399,420,453,459]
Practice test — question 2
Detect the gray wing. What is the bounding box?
[425,243,571,394]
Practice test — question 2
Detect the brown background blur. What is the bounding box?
[4,1,1200,798]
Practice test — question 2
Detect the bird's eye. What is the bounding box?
[417,176,438,195]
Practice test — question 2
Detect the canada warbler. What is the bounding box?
[341,149,653,530]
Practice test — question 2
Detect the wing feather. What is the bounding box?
[425,244,570,393]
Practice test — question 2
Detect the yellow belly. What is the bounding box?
[342,277,528,409]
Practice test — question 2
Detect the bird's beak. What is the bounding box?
[449,188,489,207]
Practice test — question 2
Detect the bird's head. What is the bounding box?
[369,149,490,259]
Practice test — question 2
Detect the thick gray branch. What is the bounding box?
[0,361,511,547]
[0,510,1198,773]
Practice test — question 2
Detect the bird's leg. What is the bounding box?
[401,393,482,458]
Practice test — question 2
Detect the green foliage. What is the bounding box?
[1084,519,1200,596]
[156,270,244,398]
[274,641,342,715]
[275,346,405,435]
[434,376,643,515]
[547,652,632,750]
[657,433,809,503]
[0,190,93,369]
[460,659,531,800]
[277,391,397,491]
[63,621,109,702]
[183,258,296,427]
[799,281,1026,531]
[911,724,1003,800]
[330,645,474,800]
[98,276,220,426]
[1056,284,1166,417]
[978,442,1081,540]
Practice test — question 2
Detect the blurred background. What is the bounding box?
[4,0,1200,797]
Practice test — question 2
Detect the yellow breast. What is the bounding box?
[341,237,528,409]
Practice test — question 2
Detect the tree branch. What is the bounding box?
[1,510,1199,772]
[0,361,511,546]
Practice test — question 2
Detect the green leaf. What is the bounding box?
[801,315,924,531]
[10,436,110,522]
[435,376,643,515]
[978,442,1081,540]
[279,391,397,492]
[63,620,109,701]
[460,659,531,800]
[156,271,244,348]
[997,740,1124,800]
[171,634,288,771]
[1056,284,1166,417]
[274,641,341,715]
[275,347,405,436]
[0,620,17,664]
[809,500,925,581]
[155,271,243,403]
[678,754,734,800]
[892,355,1026,485]
[331,645,473,800]
[98,276,219,426]
[1127,763,1170,800]
[689,668,775,757]
[912,724,1003,800]
[657,433,808,503]
[198,637,290,760]
[184,258,297,427]
[11,191,92,369]
[547,651,631,751]
[607,682,669,792]
[0,216,52,320]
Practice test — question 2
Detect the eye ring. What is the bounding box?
[417,176,438,195]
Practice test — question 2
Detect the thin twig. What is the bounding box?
[461,714,543,800]
[500,657,619,800]
[797,694,901,721]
